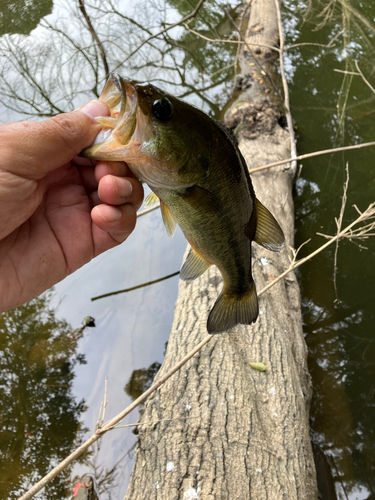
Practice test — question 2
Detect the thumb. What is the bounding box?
[0,100,109,179]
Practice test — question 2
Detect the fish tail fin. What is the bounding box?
[207,282,258,334]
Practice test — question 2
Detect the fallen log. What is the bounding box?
[125,1,318,498]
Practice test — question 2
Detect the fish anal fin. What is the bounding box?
[180,247,211,282]
[207,283,258,334]
[254,198,285,252]
[144,192,160,207]
[160,201,177,238]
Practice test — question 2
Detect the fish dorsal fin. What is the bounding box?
[144,192,160,207]
[254,198,285,252]
[160,201,177,238]
[180,247,211,282]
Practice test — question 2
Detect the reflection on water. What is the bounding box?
[284,0,375,497]
[125,362,161,402]
[0,0,52,36]
[0,291,87,499]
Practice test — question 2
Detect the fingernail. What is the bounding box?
[96,205,122,222]
[78,100,109,119]
[112,177,132,198]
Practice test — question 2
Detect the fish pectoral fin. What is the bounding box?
[180,247,211,282]
[144,192,160,207]
[254,198,285,252]
[207,283,258,334]
[160,201,177,238]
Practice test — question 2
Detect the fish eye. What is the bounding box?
[152,98,173,121]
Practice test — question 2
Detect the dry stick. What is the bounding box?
[274,0,297,170]
[112,415,198,430]
[354,60,375,94]
[91,271,180,301]
[333,163,349,303]
[248,140,375,173]
[184,26,333,52]
[137,203,160,217]
[183,23,279,52]
[18,198,375,500]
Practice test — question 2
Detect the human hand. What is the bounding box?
[0,101,144,312]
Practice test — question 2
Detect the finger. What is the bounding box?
[79,164,99,194]
[91,203,137,244]
[0,100,109,180]
[79,160,137,196]
[94,161,136,182]
[90,191,101,207]
[98,176,144,210]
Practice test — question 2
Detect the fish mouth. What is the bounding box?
[81,73,140,161]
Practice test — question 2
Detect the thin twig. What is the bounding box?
[274,0,297,170]
[334,69,361,76]
[137,203,160,218]
[111,415,198,430]
[102,377,108,426]
[354,60,375,94]
[333,163,349,303]
[91,271,180,301]
[248,140,375,173]
[183,23,278,51]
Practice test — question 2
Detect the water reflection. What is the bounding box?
[284,0,375,497]
[124,361,161,401]
[0,291,88,499]
[0,0,52,36]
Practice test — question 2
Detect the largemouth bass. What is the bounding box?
[82,74,284,334]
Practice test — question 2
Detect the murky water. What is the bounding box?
[0,0,374,498]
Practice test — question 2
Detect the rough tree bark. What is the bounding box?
[125,1,318,498]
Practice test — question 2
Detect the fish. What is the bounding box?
[82,73,285,334]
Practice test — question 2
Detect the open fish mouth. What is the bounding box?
[81,73,139,160]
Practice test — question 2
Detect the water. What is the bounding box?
[0,0,374,498]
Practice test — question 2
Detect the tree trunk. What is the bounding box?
[125,1,318,498]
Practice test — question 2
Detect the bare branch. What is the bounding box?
[78,0,109,76]
[249,140,375,173]
[354,60,375,94]
[333,163,350,303]
[91,271,180,301]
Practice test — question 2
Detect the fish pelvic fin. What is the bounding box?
[207,282,259,334]
[144,191,160,207]
[254,198,285,252]
[180,247,211,282]
[160,201,177,238]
